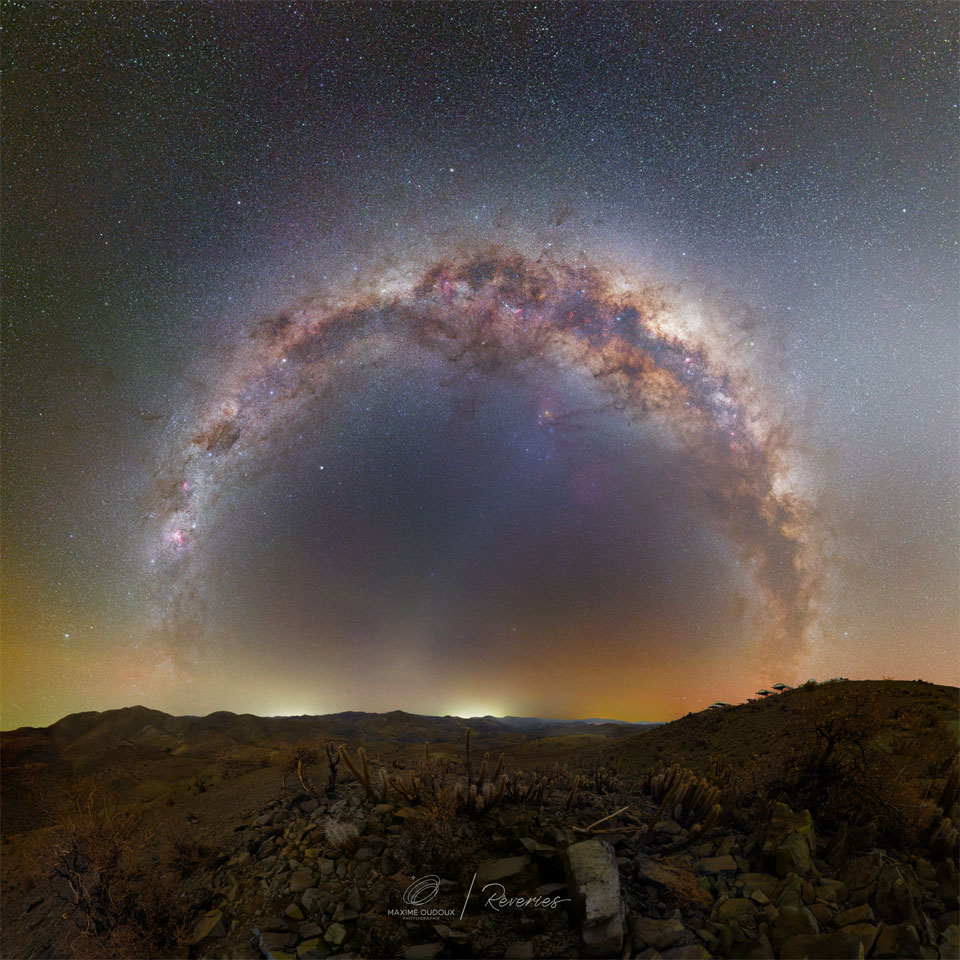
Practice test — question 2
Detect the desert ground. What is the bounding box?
[1,679,957,960]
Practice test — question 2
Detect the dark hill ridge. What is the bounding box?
[610,678,959,780]
[3,705,656,750]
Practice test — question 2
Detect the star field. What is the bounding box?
[2,3,957,728]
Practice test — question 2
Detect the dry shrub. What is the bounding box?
[393,788,460,876]
[279,742,321,794]
[47,782,196,958]
[322,815,360,856]
[745,689,956,851]
[656,858,711,910]
[358,915,407,959]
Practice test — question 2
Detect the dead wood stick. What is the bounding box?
[578,804,629,832]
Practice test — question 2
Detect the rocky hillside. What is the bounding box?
[1,680,956,959]
[12,758,955,959]
[611,680,958,779]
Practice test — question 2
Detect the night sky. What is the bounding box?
[3,3,957,729]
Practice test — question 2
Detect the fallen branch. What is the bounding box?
[575,804,629,833]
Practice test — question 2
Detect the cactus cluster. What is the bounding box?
[338,745,391,803]
[457,729,509,814]
[336,728,575,818]
[591,764,628,796]
[504,769,552,804]
[644,762,723,834]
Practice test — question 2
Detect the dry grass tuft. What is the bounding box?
[44,781,198,958]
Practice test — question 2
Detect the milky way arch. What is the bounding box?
[148,249,820,666]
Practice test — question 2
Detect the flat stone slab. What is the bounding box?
[191,909,226,942]
[565,839,625,958]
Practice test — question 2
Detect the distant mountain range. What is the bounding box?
[1,704,660,769]
[0,705,663,834]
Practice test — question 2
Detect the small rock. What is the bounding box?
[403,944,443,960]
[301,887,323,914]
[332,902,358,923]
[775,875,806,909]
[777,833,818,879]
[770,906,819,951]
[836,903,874,926]
[715,897,757,922]
[260,931,297,955]
[289,868,315,893]
[763,804,818,880]
[872,923,923,959]
[656,818,683,835]
[520,837,556,855]
[700,855,738,874]
[780,930,864,959]
[636,854,690,887]
[844,851,884,904]
[504,942,535,959]
[809,902,833,926]
[323,922,347,946]
[284,903,304,921]
[432,923,469,944]
[875,861,923,926]
[660,946,710,959]
[301,798,319,813]
[630,916,684,950]
[715,837,740,856]
[739,873,780,899]
[736,934,776,959]
[844,923,879,955]
[814,878,845,902]
[191,909,226,941]
[938,924,960,959]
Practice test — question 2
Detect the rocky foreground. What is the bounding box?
[184,783,960,960]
